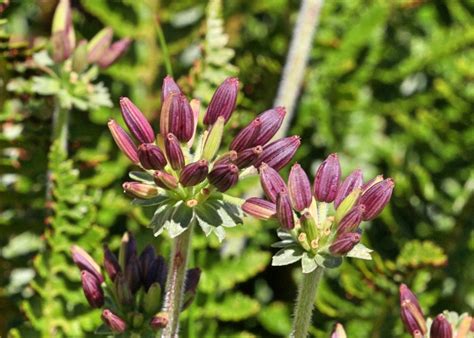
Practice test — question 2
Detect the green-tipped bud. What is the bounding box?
[132,312,144,329]
[153,170,178,190]
[87,27,113,63]
[150,312,169,330]
[300,210,318,242]
[143,282,162,315]
[123,182,159,199]
[51,0,75,62]
[202,116,225,161]
[334,188,361,223]
[72,39,88,72]
[114,272,133,306]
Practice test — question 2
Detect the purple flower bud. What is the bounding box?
[139,245,156,283]
[276,191,294,230]
[359,178,394,221]
[242,197,276,220]
[108,120,139,163]
[81,270,104,308]
[150,313,169,330]
[102,309,127,333]
[331,323,347,338]
[97,38,131,68]
[399,284,427,335]
[253,106,286,146]
[431,314,452,338]
[335,169,363,209]
[51,0,75,62]
[288,163,312,211]
[337,205,364,234]
[361,175,384,192]
[259,163,287,203]
[179,160,209,187]
[119,97,155,144]
[87,27,113,64]
[161,75,182,103]
[234,146,263,169]
[329,232,360,255]
[214,151,238,166]
[153,170,178,190]
[203,77,239,125]
[71,245,104,283]
[230,119,262,152]
[313,153,341,203]
[103,245,121,282]
[138,143,167,170]
[168,94,194,142]
[114,272,133,306]
[144,256,167,291]
[399,284,423,317]
[164,133,185,170]
[208,163,239,192]
[255,136,301,171]
[122,182,159,199]
[182,267,201,310]
[125,254,141,294]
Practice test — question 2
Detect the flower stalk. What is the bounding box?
[291,267,324,338]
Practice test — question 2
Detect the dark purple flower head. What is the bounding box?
[103,244,121,282]
[430,314,452,338]
[203,77,239,125]
[164,133,185,170]
[208,163,239,192]
[313,153,341,203]
[179,160,209,187]
[288,163,312,212]
[138,143,167,170]
[81,270,104,308]
[119,97,155,144]
[234,146,263,169]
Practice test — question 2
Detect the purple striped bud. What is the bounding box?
[153,170,178,190]
[359,178,394,220]
[179,160,209,187]
[399,284,427,335]
[119,97,155,144]
[259,163,287,202]
[150,313,169,330]
[161,75,182,102]
[103,245,121,282]
[253,106,286,146]
[431,314,452,338]
[71,245,104,283]
[203,77,239,125]
[102,309,127,333]
[337,205,364,234]
[120,232,137,267]
[208,163,239,192]
[361,175,384,192]
[138,143,167,170]
[97,38,131,68]
[242,197,276,220]
[329,232,360,255]
[122,182,159,199]
[167,94,194,142]
[288,163,312,211]
[81,270,104,308]
[214,151,238,166]
[313,153,341,203]
[164,133,185,170]
[255,136,301,171]
[331,323,347,338]
[139,245,156,283]
[144,256,167,291]
[230,119,262,152]
[276,191,295,229]
[335,169,363,209]
[125,254,141,294]
[87,27,113,64]
[234,146,263,169]
[183,268,201,310]
[108,120,139,163]
[399,284,423,317]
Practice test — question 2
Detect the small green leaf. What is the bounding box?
[301,253,318,273]
[151,204,174,235]
[164,202,195,238]
[129,171,155,184]
[271,247,304,266]
[271,239,296,248]
[31,76,60,95]
[132,195,169,207]
[346,243,373,260]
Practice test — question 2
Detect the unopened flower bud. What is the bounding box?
[97,38,131,68]
[208,163,239,192]
[255,136,301,171]
[138,143,167,170]
[276,191,295,230]
[313,153,341,203]
[144,282,162,315]
[81,270,104,308]
[214,151,238,167]
[399,284,423,317]
[288,163,312,211]
[202,117,225,161]
[165,94,194,142]
[234,146,263,169]
[399,284,427,335]
[359,178,394,220]
[335,169,363,209]
[72,39,88,73]
[161,75,182,102]
[361,175,384,192]
[164,133,185,170]
[259,163,287,202]
[123,182,159,199]
[230,119,262,152]
[182,267,201,310]
[179,160,209,187]
[87,27,113,63]
[150,312,169,330]
[103,245,121,282]
[153,170,178,190]
[203,77,239,125]
[329,232,360,255]
[431,314,452,338]
[51,0,75,62]
[331,323,347,338]
[119,97,155,144]
[71,245,104,283]
[253,106,286,146]
[115,272,133,306]
[102,309,127,333]
[144,256,167,291]
[139,245,156,283]
[108,120,139,163]
[337,205,364,234]
[125,254,141,294]
[242,197,276,220]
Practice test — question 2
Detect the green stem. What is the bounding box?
[155,19,173,76]
[291,267,324,338]
[161,223,194,337]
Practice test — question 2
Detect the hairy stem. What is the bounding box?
[161,223,194,337]
[291,267,324,338]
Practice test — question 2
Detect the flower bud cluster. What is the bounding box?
[71,232,200,335]
[242,154,394,269]
[399,284,472,338]
[109,76,298,239]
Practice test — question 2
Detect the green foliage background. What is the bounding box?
[1,0,473,337]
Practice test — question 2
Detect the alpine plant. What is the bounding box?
[243,154,395,273]
[109,76,300,240]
